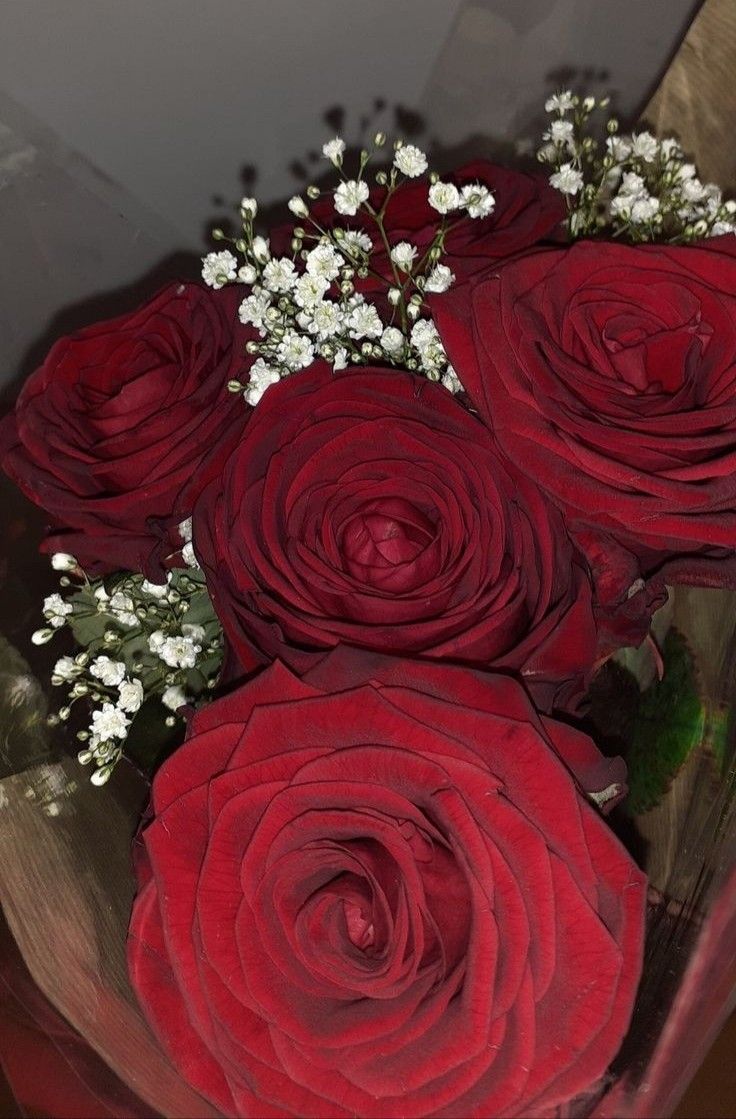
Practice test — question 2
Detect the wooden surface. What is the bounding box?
[642,0,736,191]
[0,755,217,1118]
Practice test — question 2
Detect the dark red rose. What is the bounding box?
[273,161,564,288]
[193,365,597,710]
[1,282,253,575]
[433,237,736,642]
[128,649,645,1119]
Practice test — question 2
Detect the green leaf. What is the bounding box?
[122,697,185,774]
[624,628,705,815]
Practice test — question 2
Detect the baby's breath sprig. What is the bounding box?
[39,544,224,786]
[202,132,496,405]
[539,91,736,242]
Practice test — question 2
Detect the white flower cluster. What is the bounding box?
[41,554,223,786]
[202,135,493,404]
[539,92,736,242]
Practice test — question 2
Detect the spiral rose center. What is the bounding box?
[581,286,713,396]
[343,898,376,951]
[339,497,438,590]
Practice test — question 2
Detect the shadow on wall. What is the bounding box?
[3,62,662,416]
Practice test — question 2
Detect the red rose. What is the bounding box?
[1,282,253,575]
[193,365,596,709]
[128,650,645,1119]
[433,238,736,637]
[274,161,563,287]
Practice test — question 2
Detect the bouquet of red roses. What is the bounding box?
[3,93,735,1118]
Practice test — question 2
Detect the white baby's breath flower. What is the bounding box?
[178,518,192,543]
[43,594,72,628]
[52,656,79,682]
[441,364,463,394]
[619,171,645,196]
[245,358,281,405]
[428,181,460,214]
[306,243,342,282]
[549,163,584,195]
[162,685,188,712]
[262,257,298,294]
[238,289,272,332]
[338,229,372,255]
[109,591,137,627]
[90,656,126,687]
[240,196,258,218]
[333,347,348,371]
[424,263,455,293]
[390,241,417,272]
[393,144,428,178]
[547,119,575,146]
[305,300,343,339]
[322,137,346,165]
[347,302,383,340]
[609,195,633,219]
[711,220,736,236]
[630,195,660,224]
[251,236,270,264]
[334,179,370,217]
[460,183,495,219]
[118,678,144,714]
[201,250,238,289]
[182,542,198,569]
[380,326,405,357]
[183,623,206,643]
[153,634,201,670]
[51,552,77,571]
[680,178,706,204]
[606,136,632,162]
[631,131,659,163]
[94,586,110,609]
[277,331,315,371]
[545,90,574,113]
[410,318,441,353]
[141,578,169,598]
[387,287,401,306]
[237,263,258,285]
[287,195,309,218]
[90,703,130,742]
[410,319,447,372]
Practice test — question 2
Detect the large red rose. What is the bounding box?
[274,161,563,287]
[0,282,253,575]
[433,237,736,634]
[193,365,596,710]
[128,650,644,1119]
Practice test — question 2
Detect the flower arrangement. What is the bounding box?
[2,91,735,1117]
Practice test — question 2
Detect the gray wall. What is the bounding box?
[0,0,699,386]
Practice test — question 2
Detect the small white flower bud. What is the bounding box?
[288,195,309,218]
[251,236,270,263]
[51,552,78,571]
[240,196,258,218]
[32,628,55,645]
[91,765,113,786]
